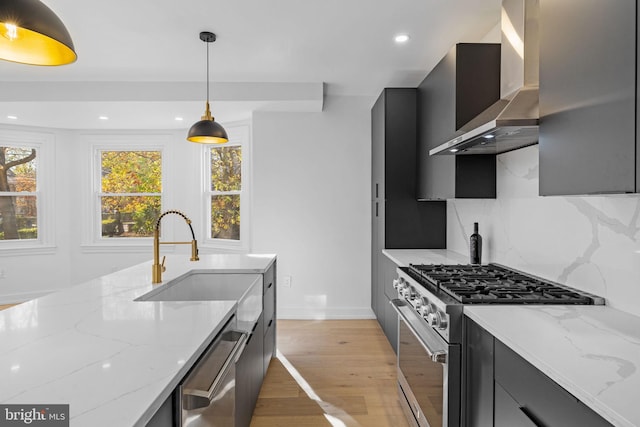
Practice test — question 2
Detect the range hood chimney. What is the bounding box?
[430,0,539,156]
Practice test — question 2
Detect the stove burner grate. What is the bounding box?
[407,263,596,305]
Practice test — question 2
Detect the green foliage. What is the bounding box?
[100,151,162,237]
[210,147,241,241]
[0,227,37,240]
[211,195,240,240]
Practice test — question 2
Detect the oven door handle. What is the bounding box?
[391,298,448,364]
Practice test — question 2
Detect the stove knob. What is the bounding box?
[402,287,414,299]
[420,300,433,317]
[426,312,438,327]
[427,311,447,329]
[437,312,448,330]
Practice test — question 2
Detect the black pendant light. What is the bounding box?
[0,0,76,66]
[187,31,228,144]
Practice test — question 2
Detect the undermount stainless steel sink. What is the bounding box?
[135,272,264,333]
[136,272,261,302]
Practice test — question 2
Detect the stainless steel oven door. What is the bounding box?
[392,299,460,427]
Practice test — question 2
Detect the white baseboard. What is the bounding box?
[0,290,54,305]
[277,306,376,320]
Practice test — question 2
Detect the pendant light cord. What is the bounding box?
[206,39,210,104]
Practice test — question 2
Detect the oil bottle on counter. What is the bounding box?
[470,222,482,265]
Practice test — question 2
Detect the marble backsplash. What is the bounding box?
[447,145,640,318]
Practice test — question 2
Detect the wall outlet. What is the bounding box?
[0,268,5,279]
[282,275,292,288]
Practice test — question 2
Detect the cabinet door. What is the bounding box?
[417,43,500,200]
[494,339,612,427]
[145,392,174,427]
[539,0,636,195]
[263,316,275,374]
[494,383,538,427]
[464,318,494,427]
[385,199,446,249]
[236,316,264,427]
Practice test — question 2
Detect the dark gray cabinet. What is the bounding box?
[539,0,637,195]
[145,392,174,427]
[236,263,276,427]
[262,264,276,371]
[371,88,446,348]
[417,43,500,200]
[379,254,399,353]
[463,318,494,427]
[464,318,612,427]
[236,314,264,427]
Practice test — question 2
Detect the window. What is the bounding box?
[0,129,54,254]
[0,146,37,241]
[82,135,169,251]
[204,124,250,251]
[99,150,162,238]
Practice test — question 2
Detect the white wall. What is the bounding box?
[252,95,374,319]
[1,95,376,320]
[448,145,640,318]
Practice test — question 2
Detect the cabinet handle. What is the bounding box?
[246,333,253,345]
[268,319,273,328]
[251,322,259,333]
[519,406,543,427]
[376,183,379,198]
[375,202,378,217]
[268,282,273,289]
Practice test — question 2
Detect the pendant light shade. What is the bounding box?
[0,0,76,66]
[187,31,228,144]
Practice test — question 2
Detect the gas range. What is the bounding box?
[394,263,604,344]
[391,262,605,427]
[406,263,605,305]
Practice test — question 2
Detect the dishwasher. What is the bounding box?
[179,316,248,427]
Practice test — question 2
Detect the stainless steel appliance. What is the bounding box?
[179,317,247,427]
[430,0,540,156]
[391,263,604,427]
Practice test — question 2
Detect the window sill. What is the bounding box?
[80,242,171,254]
[0,245,57,256]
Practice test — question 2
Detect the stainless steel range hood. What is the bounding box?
[430,0,539,156]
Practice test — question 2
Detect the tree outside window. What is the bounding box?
[99,150,162,238]
[0,146,37,240]
[210,145,241,240]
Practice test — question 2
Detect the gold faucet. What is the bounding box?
[152,210,199,284]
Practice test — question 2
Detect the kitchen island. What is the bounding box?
[0,254,276,426]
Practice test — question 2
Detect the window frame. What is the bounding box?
[202,123,251,252]
[81,134,171,253]
[0,129,55,255]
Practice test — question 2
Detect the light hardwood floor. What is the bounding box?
[0,304,18,311]
[251,320,410,427]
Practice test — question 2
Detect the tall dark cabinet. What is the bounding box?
[539,0,637,195]
[417,43,501,200]
[371,88,446,350]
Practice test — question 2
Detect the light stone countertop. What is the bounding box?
[465,305,640,427]
[0,253,276,427]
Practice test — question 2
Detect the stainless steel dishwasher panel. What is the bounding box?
[179,320,247,427]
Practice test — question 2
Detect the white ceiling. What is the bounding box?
[0,0,502,129]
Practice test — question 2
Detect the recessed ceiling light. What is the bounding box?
[7,115,17,120]
[99,116,109,120]
[175,117,184,121]
[395,34,410,44]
